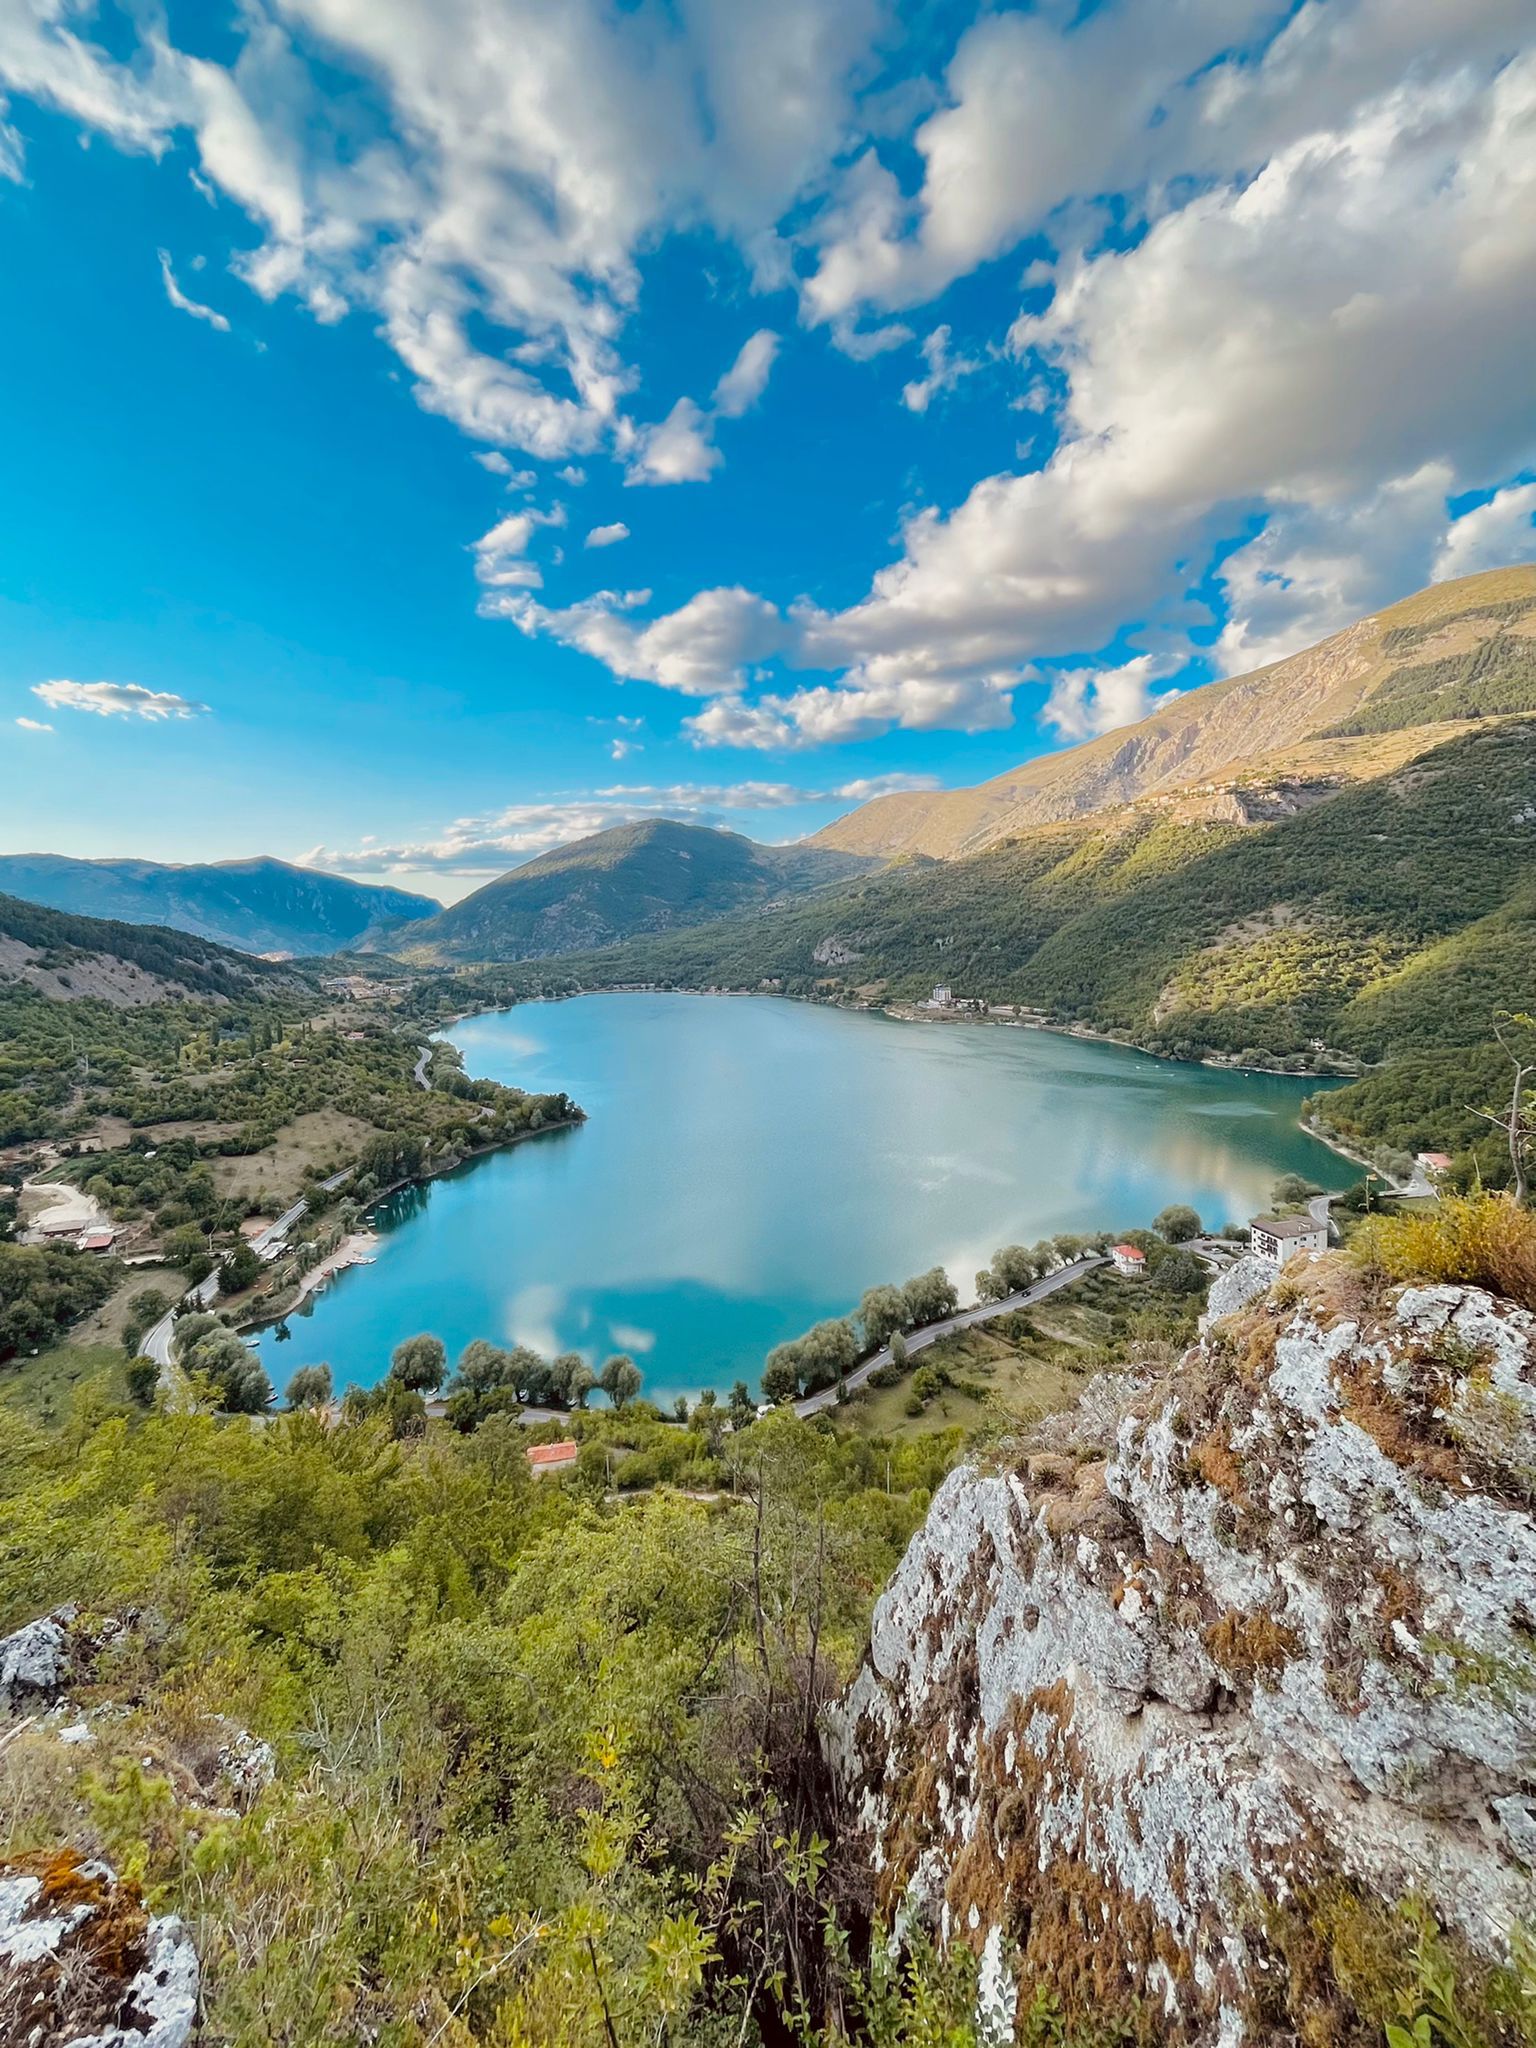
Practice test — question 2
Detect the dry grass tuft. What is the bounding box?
[1354,1193,1536,1311]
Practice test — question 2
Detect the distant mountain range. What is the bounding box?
[811,563,1536,858]
[377,818,878,963]
[0,854,438,957]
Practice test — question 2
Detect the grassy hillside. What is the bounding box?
[0,889,297,998]
[493,725,1536,1169]
[0,853,438,955]
[384,817,874,962]
[810,564,1536,859]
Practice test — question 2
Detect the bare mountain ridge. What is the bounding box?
[811,563,1536,860]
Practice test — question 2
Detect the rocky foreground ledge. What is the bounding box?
[828,1258,1536,2044]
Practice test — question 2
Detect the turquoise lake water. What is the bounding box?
[253,993,1351,1404]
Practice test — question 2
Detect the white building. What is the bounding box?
[1249,1213,1329,1265]
[1111,1243,1147,1277]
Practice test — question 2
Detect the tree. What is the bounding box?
[390,1332,447,1392]
[1271,1174,1321,1212]
[598,1352,642,1411]
[760,1353,800,1405]
[121,1287,170,1356]
[1153,1204,1201,1244]
[507,1345,553,1404]
[1154,1248,1207,1296]
[1469,1011,1536,1204]
[285,1363,333,1409]
[219,1241,262,1297]
[796,1318,860,1391]
[728,1379,756,1428]
[124,1355,159,1406]
[453,1338,512,1395]
[170,1309,224,1361]
[561,1356,596,1408]
[857,1283,908,1351]
[901,1266,958,1328]
[975,1244,1041,1302]
[888,1330,908,1369]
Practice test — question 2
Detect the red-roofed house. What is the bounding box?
[78,1227,116,1253]
[1111,1244,1147,1277]
[1417,1152,1454,1178]
[527,1439,579,1476]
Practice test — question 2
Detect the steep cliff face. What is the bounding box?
[829,1262,1536,2043]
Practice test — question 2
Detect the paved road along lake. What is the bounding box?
[253,993,1352,1404]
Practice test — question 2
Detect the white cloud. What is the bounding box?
[157,248,230,331]
[305,770,940,875]
[711,329,779,416]
[0,2,868,468]
[33,680,208,721]
[623,329,781,485]
[557,465,587,486]
[533,28,1536,742]
[15,715,52,731]
[501,585,784,696]
[1040,655,1181,741]
[474,452,536,486]
[585,522,630,549]
[900,324,980,414]
[471,503,565,597]
[1434,481,1536,582]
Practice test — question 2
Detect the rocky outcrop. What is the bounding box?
[0,1610,130,1717]
[0,1851,197,2047]
[829,1261,1536,2043]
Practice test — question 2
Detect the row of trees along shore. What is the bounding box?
[146,1199,1245,1423]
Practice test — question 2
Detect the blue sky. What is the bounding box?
[2,2,1534,903]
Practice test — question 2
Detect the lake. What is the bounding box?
[253,993,1351,1404]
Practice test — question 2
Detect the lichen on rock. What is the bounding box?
[827,1261,1536,2042]
[0,1849,197,2048]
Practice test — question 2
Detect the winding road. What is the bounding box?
[141,1167,353,1370]
[792,1253,1107,1418]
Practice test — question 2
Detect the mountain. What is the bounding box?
[487,722,1536,1172]
[0,889,298,1003]
[0,853,438,957]
[811,563,1536,859]
[380,818,878,963]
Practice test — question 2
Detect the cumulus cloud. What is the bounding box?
[7,0,1536,755]
[1434,481,1536,582]
[1041,656,1181,741]
[33,680,208,721]
[623,329,781,485]
[500,585,785,696]
[305,771,939,875]
[523,25,1536,744]
[585,522,630,549]
[470,503,566,598]
[157,248,230,330]
[15,716,52,732]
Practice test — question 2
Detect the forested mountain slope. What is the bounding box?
[811,564,1536,859]
[0,853,437,956]
[0,890,298,1003]
[382,818,876,963]
[498,725,1536,1168]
